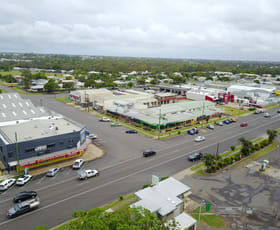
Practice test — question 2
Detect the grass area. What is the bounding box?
[55,97,71,104]
[190,162,204,171]
[218,105,249,116]
[195,169,213,176]
[191,207,225,228]
[0,71,22,76]
[264,103,280,110]
[51,194,136,230]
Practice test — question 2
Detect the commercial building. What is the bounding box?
[106,100,223,129]
[0,93,86,170]
[131,177,196,230]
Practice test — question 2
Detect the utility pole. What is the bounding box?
[15,132,20,177]
[198,200,205,230]
[158,108,161,140]
[216,142,220,156]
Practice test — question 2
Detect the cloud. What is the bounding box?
[0,0,280,60]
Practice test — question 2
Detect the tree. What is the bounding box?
[63,82,75,89]
[22,70,32,89]
[239,137,253,156]
[69,206,174,230]
[136,77,146,85]
[0,88,2,94]
[44,79,60,92]
[127,81,134,88]
[267,129,277,144]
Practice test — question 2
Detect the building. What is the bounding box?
[131,177,196,229]
[0,93,86,170]
[106,100,223,129]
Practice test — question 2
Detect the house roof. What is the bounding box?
[133,177,191,216]
[167,212,197,230]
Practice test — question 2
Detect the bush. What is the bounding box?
[160,176,169,181]
[254,143,260,151]
[142,184,151,189]
[260,139,269,148]
[177,130,181,135]
[233,153,241,161]
[119,195,124,201]
[249,107,256,111]
[230,145,236,151]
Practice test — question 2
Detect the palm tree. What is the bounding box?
[267,129,277,143]
[239,137,253,156]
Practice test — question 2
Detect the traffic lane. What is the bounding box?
[2,120,280,230]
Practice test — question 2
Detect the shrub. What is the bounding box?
[254,143,260,151]
[230,145,236,151]
[249,107,256,111]
[119,195,124,201]
[217,161,224,169]
[177,130,181,135]
[142,184,150,189]
[233,153,241,161]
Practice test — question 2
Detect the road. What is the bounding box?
[0,90,280,229]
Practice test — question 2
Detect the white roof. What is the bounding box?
[133,177,191,216]
[167,212,197,230]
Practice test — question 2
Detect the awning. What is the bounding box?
[8,161,18,167]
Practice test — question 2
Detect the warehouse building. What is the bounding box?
[0,93,86,170]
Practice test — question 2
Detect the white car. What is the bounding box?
[72,159,84,169]
[0,179,16,191]
[16,175,32,186]
[89,134,97,139]
[194,136,206,142]
[264,113,270,117]
[78,169,99,179]
[46,168,60,177]
[99,117,110,122]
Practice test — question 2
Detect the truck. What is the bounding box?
[7,198,40,218]
[77,169,99,180]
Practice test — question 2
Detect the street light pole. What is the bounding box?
[15,132,20,177]
[158,108,161,140]
[198,200,205,230]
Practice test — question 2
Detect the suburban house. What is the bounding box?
[131,177,197,230]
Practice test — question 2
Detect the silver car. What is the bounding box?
[194,136,206,142]
[46,168,60,177]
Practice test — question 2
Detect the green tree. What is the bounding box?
[69,206,173,230]
[44,79,60,92]
[136,77,146,85]
[22,70,33,89]
[63,82,75,89]
[127,81,134,88]
[239,137,253,156]
[267,129,277,144]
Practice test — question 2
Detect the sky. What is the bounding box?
[1,0,280,61]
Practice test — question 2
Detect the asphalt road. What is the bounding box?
[0,91,280,229]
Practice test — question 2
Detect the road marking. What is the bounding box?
[36,176,46,184]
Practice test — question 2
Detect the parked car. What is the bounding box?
[111,122,121,127]
[72,159,84,169]
[255,109,264,114]
[264,113,270,117]
[89,134,97,139]
[194,136,205,142]
[216,122,223,126]
[99,117,110,122]
[78,169,99,180]
[207,124,215,130]
[126,129,138,134]
[187,128,199,135]
[13,191,37,203]
[8,198,40,218]
[277,110,280,113]
[46,168,60,177]
[0,179,16,191]
[16,175,32,186]
[143,149,156,157]
[223,119,231,124]
[188,152,203,161]
[240,122,248,127]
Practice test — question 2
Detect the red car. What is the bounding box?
[240,122,248,127]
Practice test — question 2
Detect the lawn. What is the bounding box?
[191,206,225,228]
[218,105,249,116]
[55,97,71,104]
[264,103,280,110]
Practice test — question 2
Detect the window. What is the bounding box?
[25,148,35,153]
[47,144,55,148]
[8,152,13,158]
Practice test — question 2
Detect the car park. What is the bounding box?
[126,129,138,134]
[194,136,205,142]
[0,179,16,191]
[8,198,40,218]
[216,122,223,126]
[188,152,203,161]
[16,175,32,186]
[143,149,156,157]
[223,119,231,124]
[89,133,97,139]
[99,117,110,122]
[78,169,99,180]
[72,159,84,169]
[207,124,214,130]
[46,168,60,177]
[111,122,121,127]
[13,191,37,203]
[187,128,199,135]
[264,113,270,117]
[240,122,248,127]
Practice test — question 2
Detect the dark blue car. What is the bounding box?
[223,119,231,124]
[187,128,199,135]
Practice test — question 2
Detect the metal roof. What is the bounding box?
[133,177,191,217]
[0,93,50,122]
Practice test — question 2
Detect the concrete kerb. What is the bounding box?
[29,143,105,176]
